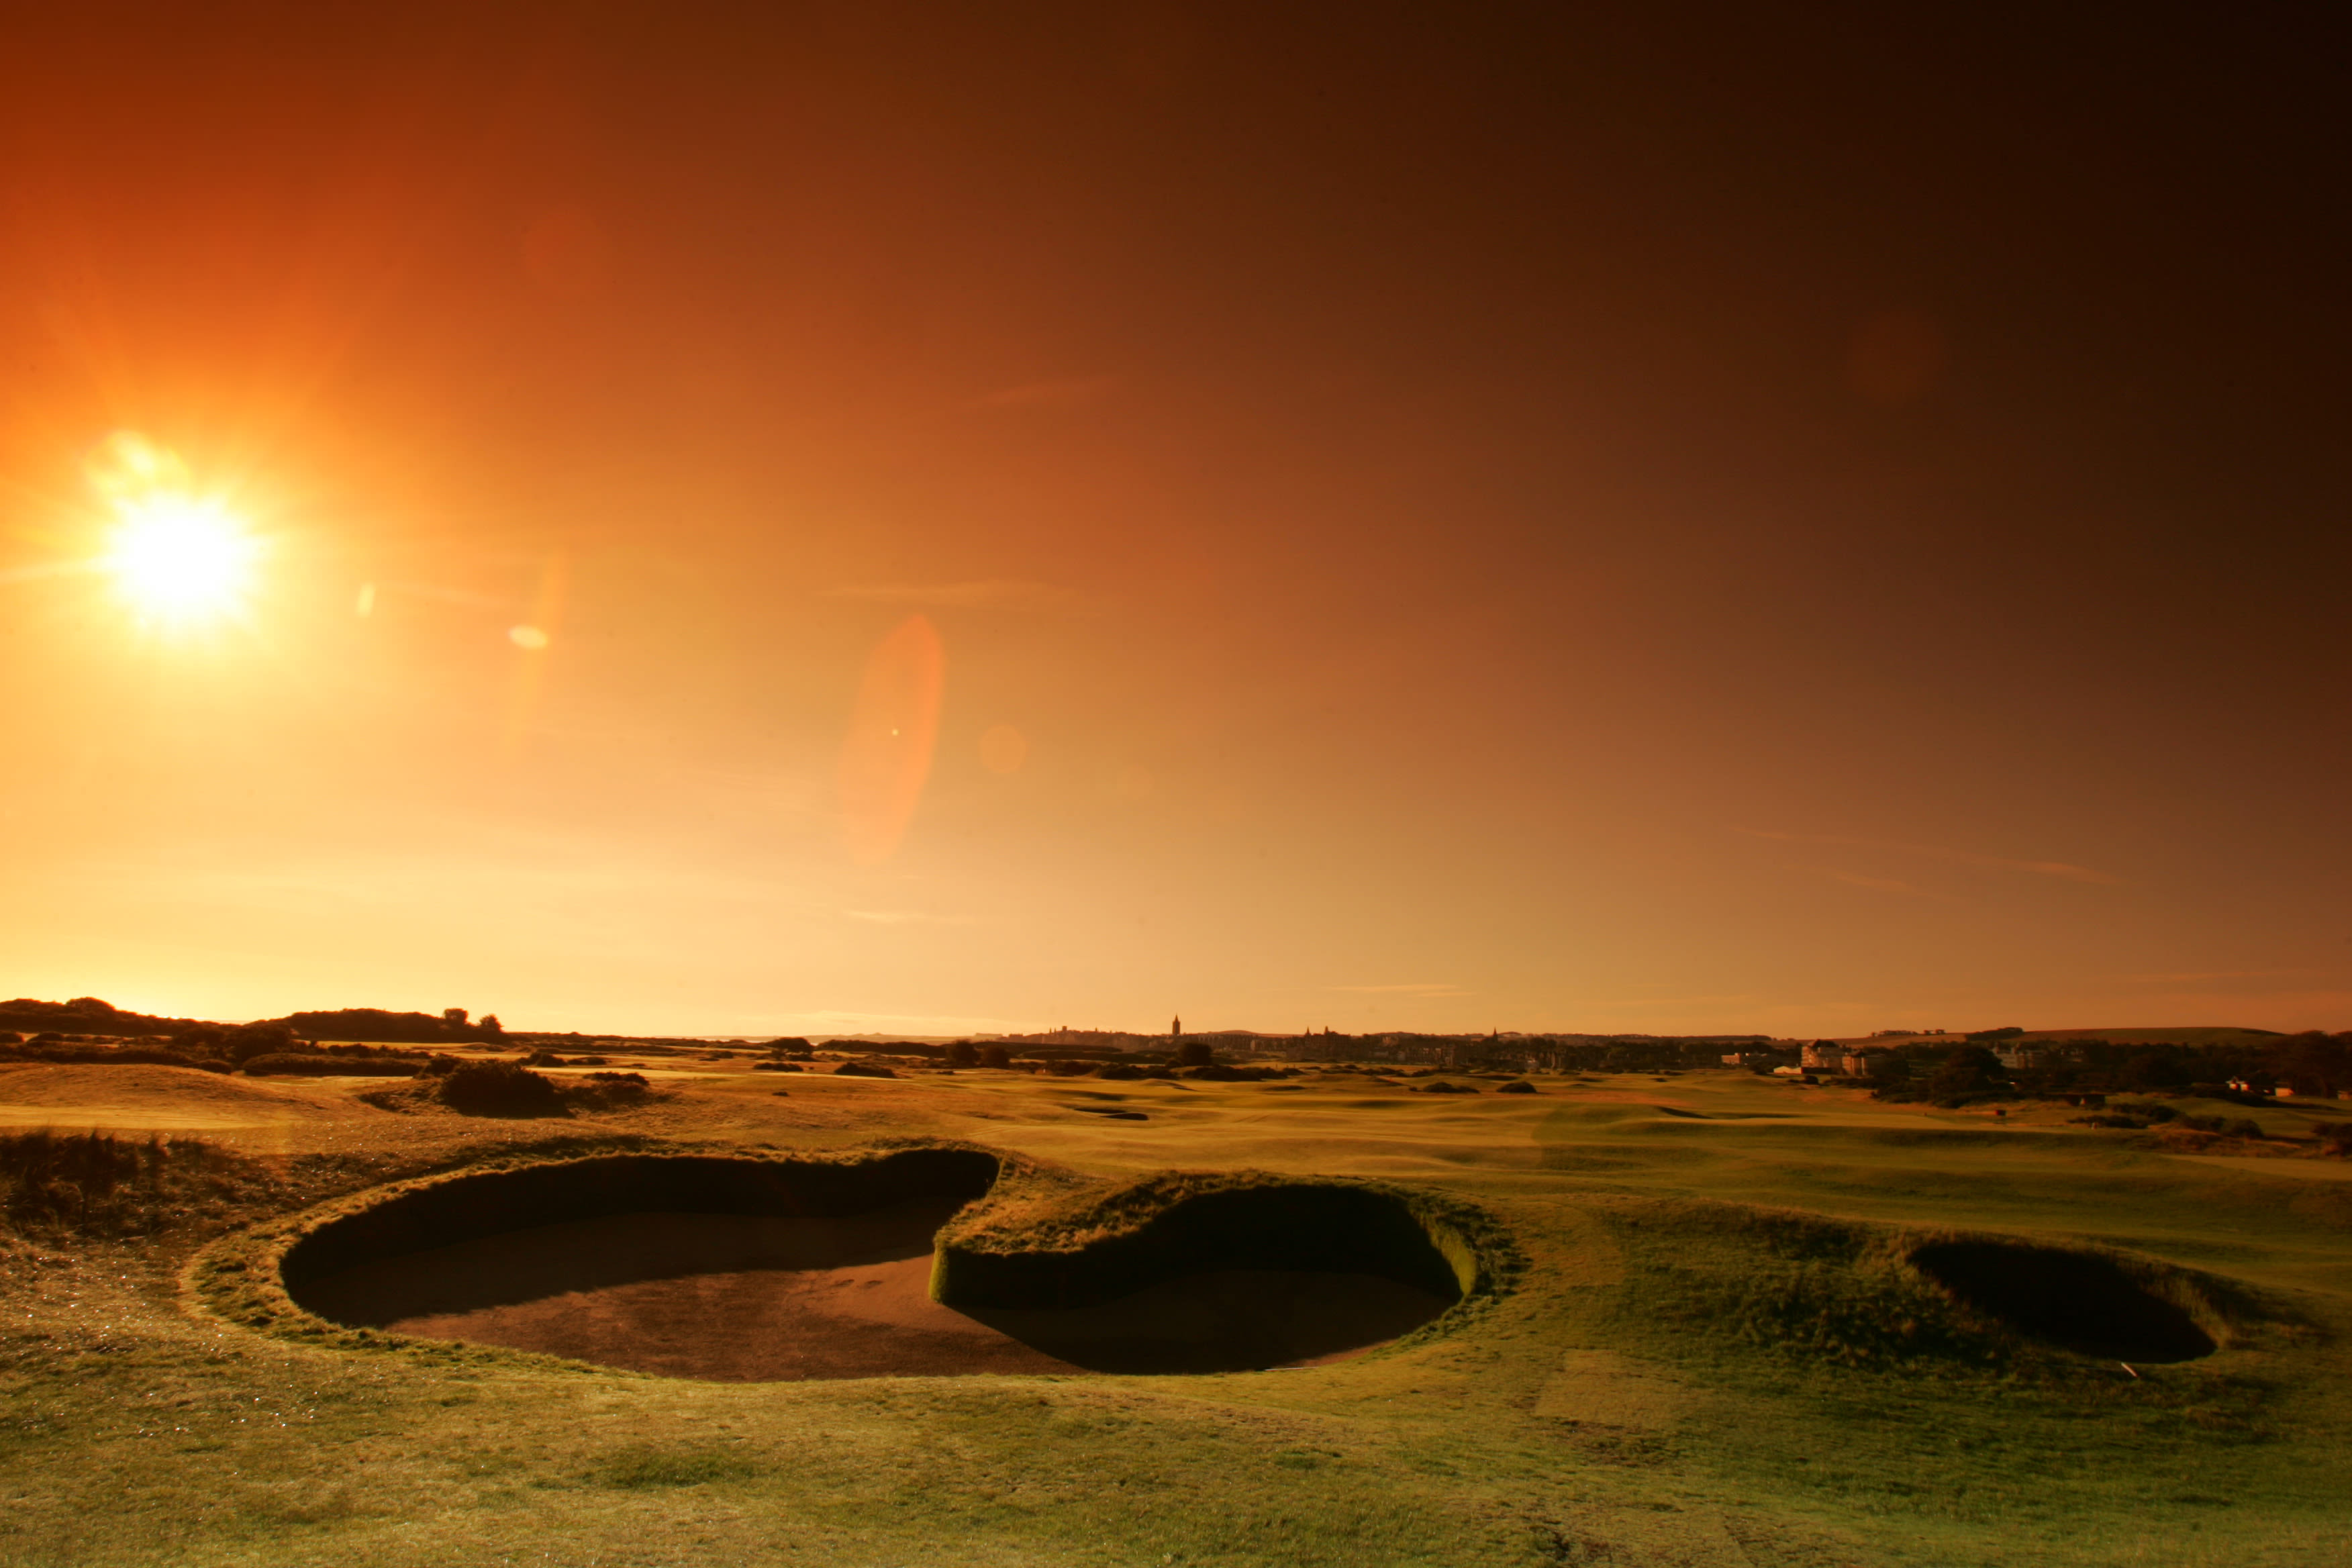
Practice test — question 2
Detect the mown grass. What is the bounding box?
[0,1068,2346,1566]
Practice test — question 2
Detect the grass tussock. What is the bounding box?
[0,1129,271,1240]
[586,1444,765,1489]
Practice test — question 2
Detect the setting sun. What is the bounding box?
[105,493,258,621]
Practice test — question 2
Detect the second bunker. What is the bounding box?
[1909,1240,2218,1363]
[282,1149,1468,1380]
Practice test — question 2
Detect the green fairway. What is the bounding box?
[3,1065,2347,1566]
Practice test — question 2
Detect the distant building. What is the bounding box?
[1800,1041,1844,1071]
[1841,1048,1895,1077]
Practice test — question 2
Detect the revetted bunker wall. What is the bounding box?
[279,1146,1001,1293]
[931,1177,1487,1311]
[1907,1238,2219,1363]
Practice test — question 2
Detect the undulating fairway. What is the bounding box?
[4,1057,2348,1567]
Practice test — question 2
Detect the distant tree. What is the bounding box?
[2116,1048,2188,1093]
[977,1044,1012,1069]
[945,1040,979,1068]
[479,1014,503,1036]
[2269,1032,2351,1098]
[1926,1045,2002,1101]
[442,1008,469,1028]
[1173,1039,1214,1068]
[222,1024,297,1065]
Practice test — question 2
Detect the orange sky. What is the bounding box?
[3,5,2347,1036]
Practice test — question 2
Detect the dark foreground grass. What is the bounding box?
[1,1074,2348,1566]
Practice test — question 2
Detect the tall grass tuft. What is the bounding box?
[0,1129,258,1239]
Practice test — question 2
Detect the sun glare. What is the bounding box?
[105,493,259,622]
[85,433,260,625]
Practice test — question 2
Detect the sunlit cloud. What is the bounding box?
[1822,869,1928,896]
[785,1010,1034,1036]
[825,579,1073,611]
[2116,968,2315,985]
[1739,828,2124,885]
[973,374,1118,409]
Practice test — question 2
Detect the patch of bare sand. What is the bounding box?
[1532,1350,1692,1429]
[0,1065,338,1129]
[294,1197,1449,1380]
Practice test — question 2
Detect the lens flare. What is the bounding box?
[838,615,945,865]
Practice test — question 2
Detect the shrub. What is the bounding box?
[1094,1063,1144,1080]
[242,1053,420,1077]
[567,1071,654,1110]
[436,1061,564,1117]
[752,1061,801,1073]
[977,1045,1012,1069]
[944,1040,979,1068]
[834,1061,897,1079]
[2320,1122,2352,1158]
[1173,1039,1214,1068]
[2224,1118,2265,1140]
[1496,1080,1537,1094]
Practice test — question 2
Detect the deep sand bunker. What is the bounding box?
[283,1151,1461,1379]
[1909,1240,2216,1363]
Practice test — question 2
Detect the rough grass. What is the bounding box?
[0,1130,271,1240]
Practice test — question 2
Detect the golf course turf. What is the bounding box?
[1,1055,2347,1565]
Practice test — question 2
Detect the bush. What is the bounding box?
[1173,1040,1214,1068]
[2224,1118,2265,1140]
[944,1040,979,1068]
[2320,1123,2352,1158]
[1496,1080,1537,1094]
[977,1045,1012,1069]
[436,1061,564,1117]
[752,1061,801,1073]
[567,1071,654,1110]
[242,1053,420,1077]
[834,1061,897,1079]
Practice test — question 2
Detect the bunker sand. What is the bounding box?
[295,1195,1449,1379]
